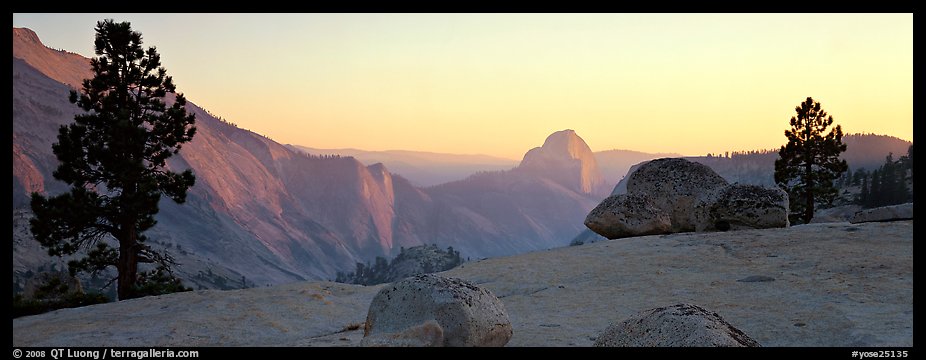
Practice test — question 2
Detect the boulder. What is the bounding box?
[594,303,760,347]
[361,274,512,347]
[811,204,863,223]
[693,184,789,231]
[584,193,672,239]
[850,203,913,224]
[586,158,789,239]
[626,158,729,231]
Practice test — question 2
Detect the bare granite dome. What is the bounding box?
[519,129,607,195]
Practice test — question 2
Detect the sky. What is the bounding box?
[12,13,913,160]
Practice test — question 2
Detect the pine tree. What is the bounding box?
[895,170,910,204]
[882,154,899,204]
[870,169,882,207]
[29,20,196,300]
[774,97,848,224]
[908,144,914,185]
[902,144,913,200]
[860,175,869,207]
[841,166,851,188]
[852,168,865,186]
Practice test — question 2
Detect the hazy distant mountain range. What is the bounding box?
[292,136,909,193]
[286,146,518,188]
[12,27,911,292]
[288,145,678,189]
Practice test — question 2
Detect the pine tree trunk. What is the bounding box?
[117,224,139,300]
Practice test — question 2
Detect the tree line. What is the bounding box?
[706,149,778,159]
[335,244,464,286]
[836,146,913,208]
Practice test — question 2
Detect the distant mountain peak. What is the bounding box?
[13,26,91,89]
[537,129,584,159]
[519,129,607,195]
[13,27,41,45]
[522,130,587,162]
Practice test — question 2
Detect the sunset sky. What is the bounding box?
[13,13,913,160]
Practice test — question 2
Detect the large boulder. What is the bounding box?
[361,274,512,347]
[594,303,760,347]
[693,184,789,231]
[586,158,789,239]
[626,158,729,232]
[850,203,913,224]
[584,193,672,239]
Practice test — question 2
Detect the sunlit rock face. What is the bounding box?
[519,129,608,196]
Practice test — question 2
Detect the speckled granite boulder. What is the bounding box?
[361,274,512,347]
[584,193,672,239]
[594,303,760,347]
[626,158,729,232]
[850,203,913,224]
[693,184,789,231]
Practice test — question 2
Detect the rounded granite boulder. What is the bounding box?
[693,184,789,232]
[361,274,512,347]
[584,193,672,239]
[594,303,760,347]
[626,158,729,232]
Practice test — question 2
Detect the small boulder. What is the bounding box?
[849,203,913,224]
[594,303,760,347]
[361,274,512,347]
[693,184,789,232]
[584,193,672,239]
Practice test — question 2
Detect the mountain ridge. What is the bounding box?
[288,145,518,187]
[12,27,604,290]
[288,143,677,191]
[13,27,90,89]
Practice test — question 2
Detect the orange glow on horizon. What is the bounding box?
[13,13,912,159]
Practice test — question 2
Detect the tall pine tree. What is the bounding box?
[29,20,196,300]
[907,144,913,185]
[881,154,898,204]
[860,175,870,206]
[774,97,848,224]
[870,169,882,207]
